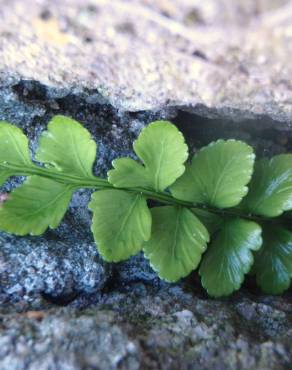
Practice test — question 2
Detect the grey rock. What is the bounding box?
[1,0,292,124]
[0,308,139,370]
[0,232,109,311]
[0,286,291,370]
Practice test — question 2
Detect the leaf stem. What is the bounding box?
[0,162,263,221]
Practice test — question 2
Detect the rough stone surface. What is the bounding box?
[0,230,110,311]
[1,0,292,369]
[0,286,291,370]
[1,0,292,123]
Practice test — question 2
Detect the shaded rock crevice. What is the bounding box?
[0,77,291,310]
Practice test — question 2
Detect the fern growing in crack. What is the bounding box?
[0,115,292,297]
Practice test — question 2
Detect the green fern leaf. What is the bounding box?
[108,121,188,191]
[191,208,223,235]
[199,219,262,297]
[254,226,292,294]
[170,140,255,208]
[89,189,152,262]
[36,115,97,177]
[143,206,209,282]
[0,122,32,185]
[0,176,74,235]
[240,155,292,217]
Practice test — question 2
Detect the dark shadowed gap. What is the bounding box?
[173,110,292,157]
